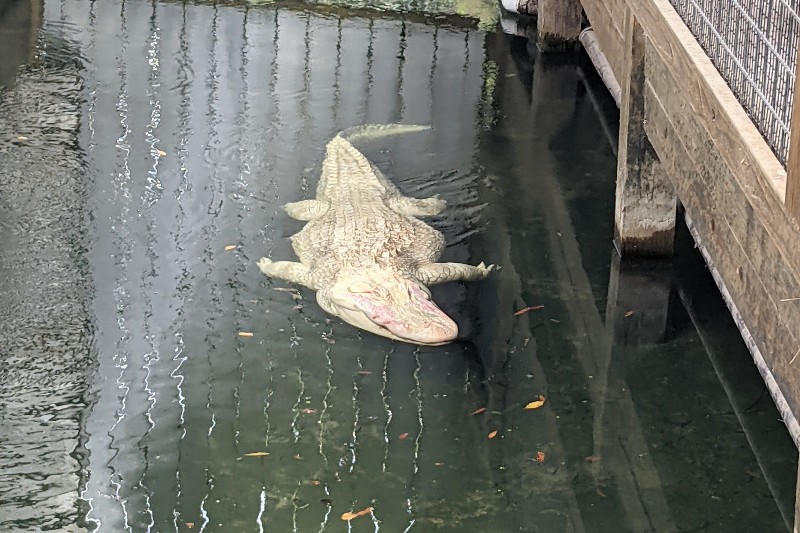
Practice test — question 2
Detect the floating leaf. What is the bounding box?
[624,311,634,318]
[535,451,545,463]
[488,430,498,439]
[356,370,372,375]
[399,432,409,440]
[224,245,237,251]
[470,407,486,416]
[301,408,317,414]
[273,287,298,292]
[434,462,444,466]
[309,480,322,486]
[243,451,270,457]
[238,331,254,337]
[514,305,544,316]
[156,149,167,156]
[523,337,531,348]
[524,395,546,410]
[186,523,195,529]
[584,455,601,463]
[341,507,373,521]
[16,135,28,141]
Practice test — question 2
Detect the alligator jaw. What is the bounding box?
[335,303,458,346]
[322,273,459,346]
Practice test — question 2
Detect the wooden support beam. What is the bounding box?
[786,43,800,225]
[614,10,676,257]
[536,0,581,51]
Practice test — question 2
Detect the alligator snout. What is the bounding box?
[370,308,458,345]
[392,319,458,345]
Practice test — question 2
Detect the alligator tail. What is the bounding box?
[336,123,431,144]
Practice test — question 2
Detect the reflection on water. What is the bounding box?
[0,0,794,531]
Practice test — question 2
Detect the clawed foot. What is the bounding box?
[476,261,498,277]
[257,257,274,276]
[417,196,447,216]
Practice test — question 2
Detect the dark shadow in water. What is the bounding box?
[0,1,794,532]
[0,0,41,90]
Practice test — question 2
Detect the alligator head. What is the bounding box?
[318,271,458,345]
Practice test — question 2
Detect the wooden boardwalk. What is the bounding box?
[536,0,800,528]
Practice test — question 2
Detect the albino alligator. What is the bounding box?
[257,124,494,345]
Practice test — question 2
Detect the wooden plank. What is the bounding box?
[629,0,794,260]
[580,0,626,82]
[643,53,800,445]
[644,43,800,348]
[613,9,676,256]
[537,0,582,50]
[787,43,800,224]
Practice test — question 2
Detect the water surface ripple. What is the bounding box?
[0,1,793,532]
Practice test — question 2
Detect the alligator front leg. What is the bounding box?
[415,261,495,285]
[257,258,317,289]
[388,195,447,217]
[284,199,329,221]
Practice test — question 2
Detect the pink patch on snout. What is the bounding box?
[351,289,458,345]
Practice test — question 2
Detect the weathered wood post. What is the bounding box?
[614,9,676,256]
[786,43,800,224]
[536,0,582,50]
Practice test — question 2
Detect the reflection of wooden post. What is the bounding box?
[615,10,676,256]
[606,254,672,346]
[536,0,581,51]
[786,43,800,224]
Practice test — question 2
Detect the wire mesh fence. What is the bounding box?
[669,0,800,166]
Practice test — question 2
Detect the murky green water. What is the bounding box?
[0,0,795,531]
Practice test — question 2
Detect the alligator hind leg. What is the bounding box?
[415,261,495,285]
[257,258,317,289]
[284,199,329,221]
[388,195,447,217]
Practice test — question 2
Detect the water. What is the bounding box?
[0,0,795,531]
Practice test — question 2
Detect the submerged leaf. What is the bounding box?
[470,407,486,416]
[488,430,498,439]
[524,395,546,410]
[514,305,544,316]
[341,507,373,521]
[535,451,545,463]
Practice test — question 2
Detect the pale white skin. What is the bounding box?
[257,259,494,345]
[257,126,495,345]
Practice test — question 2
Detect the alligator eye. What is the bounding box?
[348,281,374,293]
